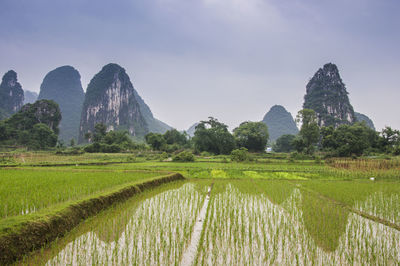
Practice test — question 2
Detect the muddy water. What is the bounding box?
[21,179,400,266]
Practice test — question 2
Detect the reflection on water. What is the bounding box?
[23,180,399,265]
[196,183,400,265]
[26,182,207,266]
[301,190,349,251]
[355,192,400,225]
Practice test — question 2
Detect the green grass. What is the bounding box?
[0,168,162,219]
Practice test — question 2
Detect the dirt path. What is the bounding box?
[180,183,213,266]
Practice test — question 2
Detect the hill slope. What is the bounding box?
[303,63,355,127]
[38,66,85,142]
[262,105,298,143]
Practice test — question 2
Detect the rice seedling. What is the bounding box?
[298,180,400,225]
[195,180,400,265]
[23,181,209,265]
[0,168,161,219]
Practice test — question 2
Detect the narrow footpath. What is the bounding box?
[180,183,213,266]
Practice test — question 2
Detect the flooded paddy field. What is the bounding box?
[21,179,400,265]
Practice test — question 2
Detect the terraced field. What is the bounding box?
[22,179,400,265]
[1,156,399,265]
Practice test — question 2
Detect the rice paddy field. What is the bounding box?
[1,153,399,265]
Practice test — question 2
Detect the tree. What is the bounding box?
[83,123,143,153]
[233,121,269,152]
[163,129,188,145]
[29,123,58,150]
[379,126,400,153]
[0,100,61,149]
[93,123,107,143]
[193,117,235,155]
[273,134,296,152]
[145,132,166,150]
[321,122,378,157]
[295,109,320,154]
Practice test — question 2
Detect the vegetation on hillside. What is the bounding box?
[262,105,298,142]
[0,100,61,149]
[38,65,85,143]
[303,63,355,127]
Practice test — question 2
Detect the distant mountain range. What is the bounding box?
[1,62,378,145]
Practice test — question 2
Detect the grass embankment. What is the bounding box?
[0,171,184,265]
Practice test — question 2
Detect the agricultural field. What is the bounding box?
[0,153,399,265]
[0,168,164,219]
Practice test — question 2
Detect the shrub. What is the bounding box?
[84,143,121,153]
[160,152,169,161]
[230,148,250,162]
[55,147,84,155]
[172,151,195,162]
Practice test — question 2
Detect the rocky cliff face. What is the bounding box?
[355,112,375,130]
[262,105,298,142]
[78,64,148,143]
[303,63,355,127]
[23,90,38,104]
[38,66,85,142]
[133,87,171,134]
[0,70,24,119]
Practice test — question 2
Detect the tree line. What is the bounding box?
[274,109,400,157]
[1,100,399,159]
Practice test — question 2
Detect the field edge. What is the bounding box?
[0,172,185,265]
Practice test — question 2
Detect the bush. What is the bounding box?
[200,151,213,157]
[314,156,323,164]
[159,152,169,161]
[172,151,195,162]
[84,143,121,153]
[230,147,251,162]
[289,151,313,160]
[55,147,84,155]
[126,155,136,162]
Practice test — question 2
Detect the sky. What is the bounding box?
[1,0,399,131]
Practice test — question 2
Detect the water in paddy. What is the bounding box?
[22,179,400,265]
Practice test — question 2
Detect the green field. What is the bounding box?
[1,153,399,265]
[0,168,165,219]
[21,179,400,265]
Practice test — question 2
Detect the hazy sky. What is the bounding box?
[1,0,399,131]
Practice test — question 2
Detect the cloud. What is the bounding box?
[202,0,283,30]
